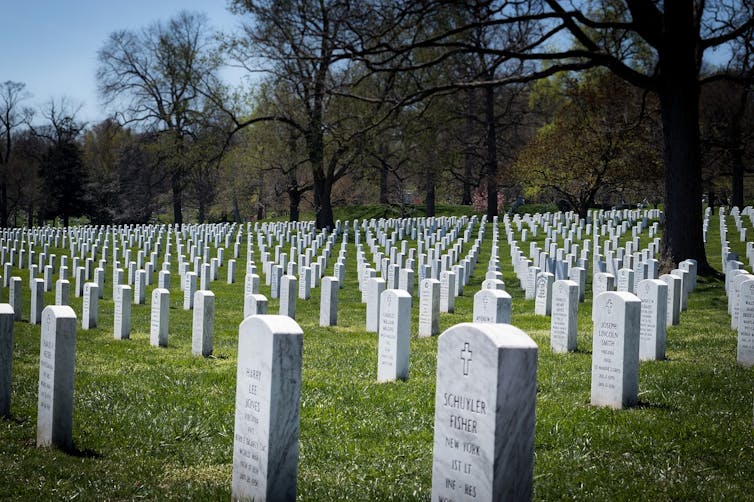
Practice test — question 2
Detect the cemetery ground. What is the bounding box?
[1,210,753,500]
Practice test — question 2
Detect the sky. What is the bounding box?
[2,1,242,124]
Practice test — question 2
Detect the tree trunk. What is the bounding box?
[659,3,711,274]
[0,181,7,228]
[484,83,498,220]
[313,175,334,230]
[708,188,716,213]
[730,88,748,209]
[197,199,205,224]
[379,161,389,204]
[171,170,183,225]
[288,189,301,222]
[732,153,745,209]
[232,195,241,222]
[378,142,389,204]
[425,167,436,217]
[462,88,476,205]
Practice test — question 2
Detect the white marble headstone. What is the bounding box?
[377,289,411,382]
[590,291,641,409]
[737,278,754,367]
[150,288,170,347]
[319,276,339,327]
[114,285,131,340]
[637,279,667,361]
[232,315,303,501]
[472,289,512,324]
[37,305,77,450]
[431,322,537,501]
[550,279,579,353]
[419,278,441,338]
[192,290,215,357]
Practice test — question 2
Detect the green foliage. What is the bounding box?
[510,202,559,215]
[514,70,663,215]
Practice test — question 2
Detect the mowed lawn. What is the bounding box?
[1,211,753,500]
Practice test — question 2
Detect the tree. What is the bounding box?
[362,1,754,273]
[33,99,88,226]
[97,11,224,224]
[515,71,662,217]
[81,119,133,223]
[227,0,397,229]
[700,78,754,208]
[0,81,31,227]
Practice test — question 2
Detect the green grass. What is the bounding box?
[1,211,753,500]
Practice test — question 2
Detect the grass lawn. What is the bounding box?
[1,210,753,500]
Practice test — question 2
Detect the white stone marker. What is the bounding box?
[183,272,197,310]
[150,288,170,347]
[134,270,146,305]
[731,272,754,330]
[192,290,215,357]
[637,279,668,361]
[55,279,70,306]
[660,274,681,326]
[377,289,411,382]
[419,278,441,337]
[319,276,339,327]
[245,272,260,296]
[227,259,236,284]
[671,268,689,311]
[82,283,99,330]
[0,304,14,418]
[525,266,540,300]
[431,322,537,501]
[298,266,311,300]
[37,305,77,450]
[569,267,587,302]
[74,266,84,297]
[472,288,512,324]
[113,268,124,301]
[9,277,21,321]
[590,291,641,409]
[737,278,754,367]
[158,270,170,290]
[366,277,386,333]
[232,315,303,501]
[270,265,282,299]
[399,268,414,294]
[94,267,105,299]
[30,278,45,325]
[550,279,579,353]
[244,293,268,318]
[114,285,132,340]
[534,272,554,316]
[439,270,456,313]
[44,265,53,292]
[279,275,297,319]
[617,268,635,293]
[679,259,698,291]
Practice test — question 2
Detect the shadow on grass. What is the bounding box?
[1,414,28,425]
[64,444,103,459]
[633,399,674,411]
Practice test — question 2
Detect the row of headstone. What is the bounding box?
[231,314,539,501]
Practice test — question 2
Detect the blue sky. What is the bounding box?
[2,1,241,124]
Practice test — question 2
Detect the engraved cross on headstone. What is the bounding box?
[460,342,472,376]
